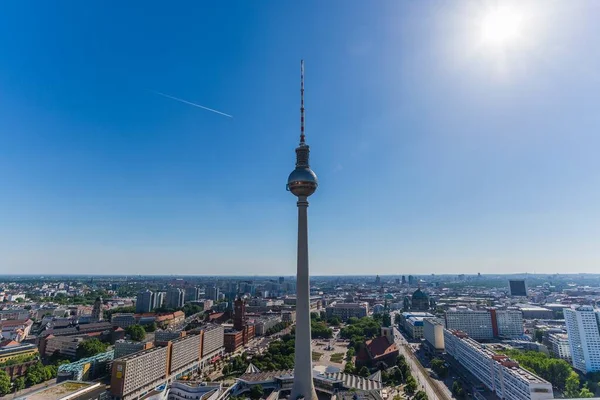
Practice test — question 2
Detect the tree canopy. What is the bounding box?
[126,325,146,342]
[76,338,108,359]
[0,370,10,396]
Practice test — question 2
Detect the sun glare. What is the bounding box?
[481,7,523,47]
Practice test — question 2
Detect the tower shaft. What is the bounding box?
[290,196,318,400]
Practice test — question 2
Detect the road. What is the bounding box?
[393,325,453,400]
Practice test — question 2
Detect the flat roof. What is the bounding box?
[17,381,102,400]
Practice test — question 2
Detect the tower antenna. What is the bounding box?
[300,59,305,144]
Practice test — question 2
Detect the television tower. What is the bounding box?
[287,60,318,400]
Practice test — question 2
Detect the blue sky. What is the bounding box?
[1,1,599,275]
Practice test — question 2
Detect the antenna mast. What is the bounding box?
[300,60,305,144]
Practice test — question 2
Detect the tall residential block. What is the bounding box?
[564,305,600,373]
[445,307,523,340]
[136,290,154,314]
[166,287,185,309]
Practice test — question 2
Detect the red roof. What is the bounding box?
[173,311,184,317]
[359,336,399,362]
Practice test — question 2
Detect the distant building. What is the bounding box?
[515,304,553,320]
[401,276,406,285]
[410,288,429,311]
[153,292,165,309]
[547,333,571,362]
[111,313,136,329]
[564,305,600,373]
[206,286,220,301]
[444,329,553,400]
[398,312,435,339]
[91,297,103,322]
[114,340,153,359]
[44,335,87,359]
[509,280,527,297]
[166,287,185,309]
[0,341,38,364]
[136,290,154,314]
[184,287,199,303]
[445,308,523,340]
[408,275,415,285]
[325,303,368,321]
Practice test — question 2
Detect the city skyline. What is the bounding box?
[2,1,600,275]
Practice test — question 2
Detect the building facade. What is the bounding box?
[136,290,154,314]
[114,340,153,359]
[564,305,600,373]
[445,308,523,340]
[547,333,571,362]
[423,318,445,352]
[444,330,553,400]
[166,287,185,309]
[325,303,369,321]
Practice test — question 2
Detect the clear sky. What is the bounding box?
[1,1,599,276]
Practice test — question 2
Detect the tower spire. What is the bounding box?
[300,59,305,144]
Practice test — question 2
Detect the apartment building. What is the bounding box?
[444,330,553,400]
[547,333,571,362]
[564,305,600,373]
[398,312,435,339]
[111,346,170,400]
[445,308,523,340]
[111,313,137,329]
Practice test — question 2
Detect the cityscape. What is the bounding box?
[2,2,600,400]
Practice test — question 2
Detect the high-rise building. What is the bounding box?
[234,297,246,331]
[286,60,318,400]
[564,305,600,373]
[547,332,571,362]
[408,275,415,285]
[91,297,103,322]
[279,277,285,284]
[153,292,165,309]
[136,290,154,314]
[444,329,553,400]
[166,287,185,309]
[509,279,528,297]
[184,287,199,303]
[205,286,219,301]
[423,318,445,352]
[401,276,406,285]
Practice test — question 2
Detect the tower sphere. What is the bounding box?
[287,167,318,197]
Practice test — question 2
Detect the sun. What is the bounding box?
[480,6,524,47]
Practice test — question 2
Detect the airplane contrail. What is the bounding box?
[151,90,233,118]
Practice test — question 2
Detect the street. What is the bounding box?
[393,325,453,400]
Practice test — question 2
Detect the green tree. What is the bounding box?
[311,321,333,339]
[0,370,10,395]
[565,372,581,398]
[126,324,146,341]
[25,362,45,386]
[144,322,157,332]
[76,338,108,359]
[13,376,25,392]
[358,366,370,377]
[327,316,341,326]
[249,384,264,399]
[414,391,428,400]
[404,376,417,396]
[579,383,594,398]
[430,358,448,378]
[534,329,544,343]
[344,361,355,374]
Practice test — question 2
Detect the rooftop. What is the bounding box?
[16,381,103,400]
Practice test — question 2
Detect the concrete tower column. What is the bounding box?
[290,196,317,400]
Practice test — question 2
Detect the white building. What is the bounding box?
[399,312,435,339]
[445,308,494,340]
[423,318,444,352]
[547,333,571,362]
[496,310,525,338]
[444,329,553,400]
[564,305,600,373]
